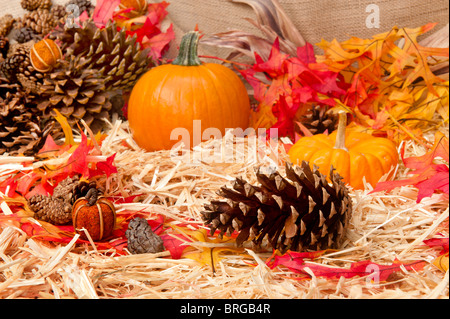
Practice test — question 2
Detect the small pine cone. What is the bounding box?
[126,217,165,254]
[52,175,81,204]
[302,105,339,135]
[0,35,9,58]
[14,27,41,44]
[16,9,57,36]
[27,194,72,225]
[201,161,353,253]
[21,0,52,11]
[67,0,95,16]
[72,180,102,205]
[0,15,15,37]
[50,4,68,26]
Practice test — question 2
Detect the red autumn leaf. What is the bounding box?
[424,237,449,254]
[64,131,92,177]
[268,250,425,281]
[296,42,316,64]
[92,0,121,27]
[120,2,174,62]
[0,178,18,198]
[371,132,449,202]
[88,153,118,178]
[160,234,187,259]
[142,23,175,62]
[241,39,348,138]
[37,135,68,157]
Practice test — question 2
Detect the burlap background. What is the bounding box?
[3,0,449,58]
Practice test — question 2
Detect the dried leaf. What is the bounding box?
[183,229,244,271]
[92,0,121,27]
[433,253,449,272]
[371,132,449,202]
[268,250,426,281]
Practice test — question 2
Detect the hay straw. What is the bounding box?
[0,117,448,299]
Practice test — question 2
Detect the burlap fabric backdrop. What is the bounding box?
[3,0,449,58]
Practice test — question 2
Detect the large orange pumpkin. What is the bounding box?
[288,111,399,190]
[128,31,250,151]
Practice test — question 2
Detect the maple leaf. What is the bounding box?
[371,132,449,202]
[241,39,347,139]
[92,0,121,27]
[268,250,426,281]
[117,1,175,62]
[183,228,244,272]
[88,153,118,178]
[424,237,449,272]
[317,24,449,140]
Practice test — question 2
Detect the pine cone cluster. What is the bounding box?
[126,217,165,254]
[0,76,53,155]
[27,175,101,225]
[15,8,61,36]
[201,161,353,252]
[0,0,155,155]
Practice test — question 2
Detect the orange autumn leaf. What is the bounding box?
[433,253,449,272]
[316,24,449,140]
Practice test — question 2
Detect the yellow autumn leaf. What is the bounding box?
[433,253,449,272]
[53,110,75,146]
[182,228,245,272]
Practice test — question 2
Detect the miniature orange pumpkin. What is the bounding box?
[30,38,62,73]
[288,111,398,189]
[72,196,116,241]
[127,31,250,151]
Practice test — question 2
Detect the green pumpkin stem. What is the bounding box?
[172,31,202,66]
[334,111,349,151]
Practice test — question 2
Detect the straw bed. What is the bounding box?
[0,118,448,299]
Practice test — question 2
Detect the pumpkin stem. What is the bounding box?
[172,31,202,66]
[334,111,349,151]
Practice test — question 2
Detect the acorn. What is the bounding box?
[30,38,62,72]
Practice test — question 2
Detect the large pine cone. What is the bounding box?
[201,161,353,253]
[126,217,165,254]
[50,19,151,92]
[36,55,113,132]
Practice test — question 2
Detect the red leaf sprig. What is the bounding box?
[267,250,426,281]
[371,132,449,202]
[240,40,348,139]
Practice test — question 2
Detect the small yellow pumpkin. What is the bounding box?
[288,111,398,189]
[29,38,62,73]
[128,31,250,151]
